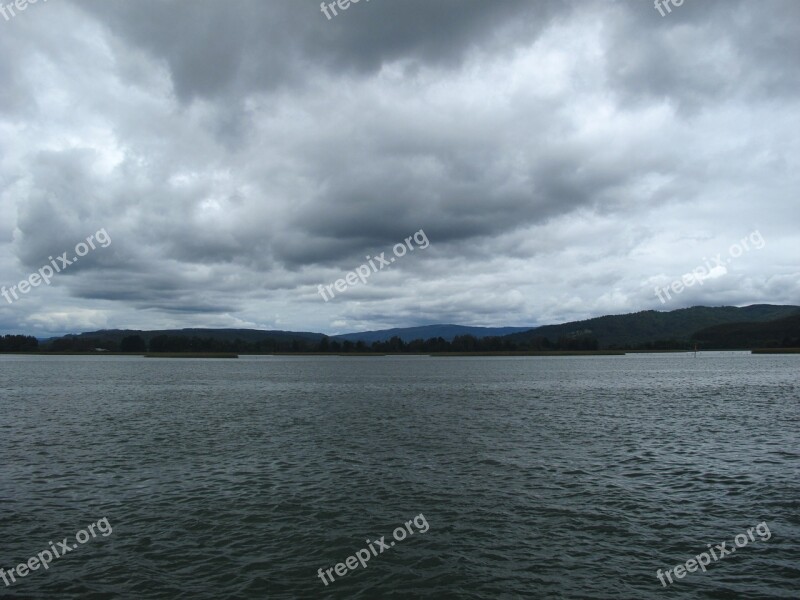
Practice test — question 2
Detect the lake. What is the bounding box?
[0,354,798,598]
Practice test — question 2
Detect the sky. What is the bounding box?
[0,0,798,337]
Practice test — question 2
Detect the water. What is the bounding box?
[0,354,798,599]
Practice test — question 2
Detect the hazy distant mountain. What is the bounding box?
[506,305,800,349]
[333,325,534,344]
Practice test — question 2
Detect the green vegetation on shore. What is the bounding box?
[0,334,39,352]
[691,314,800,349]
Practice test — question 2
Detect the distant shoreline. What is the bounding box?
[3,349,799,357]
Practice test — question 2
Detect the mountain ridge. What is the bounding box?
[24,304,800,351]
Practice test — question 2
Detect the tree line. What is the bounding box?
[0,335,39,352]
[39,333,600,353]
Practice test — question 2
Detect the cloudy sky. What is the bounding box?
[1,0,798,337]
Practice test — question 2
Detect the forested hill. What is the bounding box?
[691,313,800,349]
[506,305,800,349]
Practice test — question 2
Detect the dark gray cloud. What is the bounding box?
[73,0,564,99]
[0,0,798,336]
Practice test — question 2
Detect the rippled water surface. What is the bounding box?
[1,354,798,599]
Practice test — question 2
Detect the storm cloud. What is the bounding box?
[1,0,798,336]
